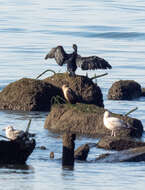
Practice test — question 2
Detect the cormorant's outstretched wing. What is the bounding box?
[45,46,66,66]
[54,46,66,66]
[45,47,56,59]
[76,55,112,70]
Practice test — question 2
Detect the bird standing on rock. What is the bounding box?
[3,125,35,140]
[62,85,77,104]
[103,111,131,137]
[45,44,112,76]
[3,125,25,140]
[66,44,77,76]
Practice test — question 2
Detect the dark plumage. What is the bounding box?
[45,44,112,75]
[66,44,78,76]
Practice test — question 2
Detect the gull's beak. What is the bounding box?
[2,128,6,131]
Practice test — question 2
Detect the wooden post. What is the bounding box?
[62,132,76,169]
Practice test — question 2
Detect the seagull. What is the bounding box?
[103,111,131,137]
[62,84,77,104]
[3,125,35,140]
[45,44,112,76]
[3,125,25,140]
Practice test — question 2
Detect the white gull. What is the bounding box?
[103,111,130,137]
[3,125,25,140]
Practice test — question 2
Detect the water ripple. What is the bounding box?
[47,30,145,40]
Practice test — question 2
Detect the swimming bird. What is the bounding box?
[3,125,25,140]
[45,44,112,76]
[62,84,77,104]
[103,111,130,137]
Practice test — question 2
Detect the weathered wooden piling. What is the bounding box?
[62,132,76,168]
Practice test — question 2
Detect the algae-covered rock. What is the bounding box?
[0,78,62,111]
[44,73,104,107]
[108,80,142,100]
[44,103,143,138]
[97,136,145,151]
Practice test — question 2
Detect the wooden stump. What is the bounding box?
[62,132,76,169]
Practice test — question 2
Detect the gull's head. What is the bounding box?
[3,125,14,132]
[104,111,110,118]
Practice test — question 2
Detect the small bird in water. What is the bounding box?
[3,125,25,140]
[62,84,77,104]
[45,44,112,76]
[50,152,54,159]
[103,111,131,137]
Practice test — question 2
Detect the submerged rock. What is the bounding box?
[97,136,145,151]
[74,144,90,161]
[44,103,143,138]
[44,73,104,107]
[96,146,145,162]
[0,78,62,111]
[108,80,142,100]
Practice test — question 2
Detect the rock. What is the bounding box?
[44,73,104,107]
[39,146,47,150]
[74,144,90,161]
[44,103,143,138]
[97,136,145,151]
[0,135,36,164]
[108,80,142,100]
[141,88,145,96]
[0,78,62,111]
[96,146,145,162]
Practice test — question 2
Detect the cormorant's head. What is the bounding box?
[62,84,69,91]
[72,44,77,52]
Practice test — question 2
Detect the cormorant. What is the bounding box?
[45,44,112,75]
[62,84,77,104]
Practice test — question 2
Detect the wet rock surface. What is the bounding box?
[96,146,145,162]
[74,144,90,161]
[0,134,36,164]
[44,73,104,107]
[108,80,142,100]
[0,78,62,111]
[97,136,145,151]
[44,103,143,138]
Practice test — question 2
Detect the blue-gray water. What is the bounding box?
[0,0,145,189]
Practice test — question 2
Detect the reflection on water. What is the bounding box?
[0,164,34,174]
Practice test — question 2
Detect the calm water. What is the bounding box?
[0,0,145,189]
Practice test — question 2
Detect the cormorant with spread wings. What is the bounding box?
[45,44,112,76]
